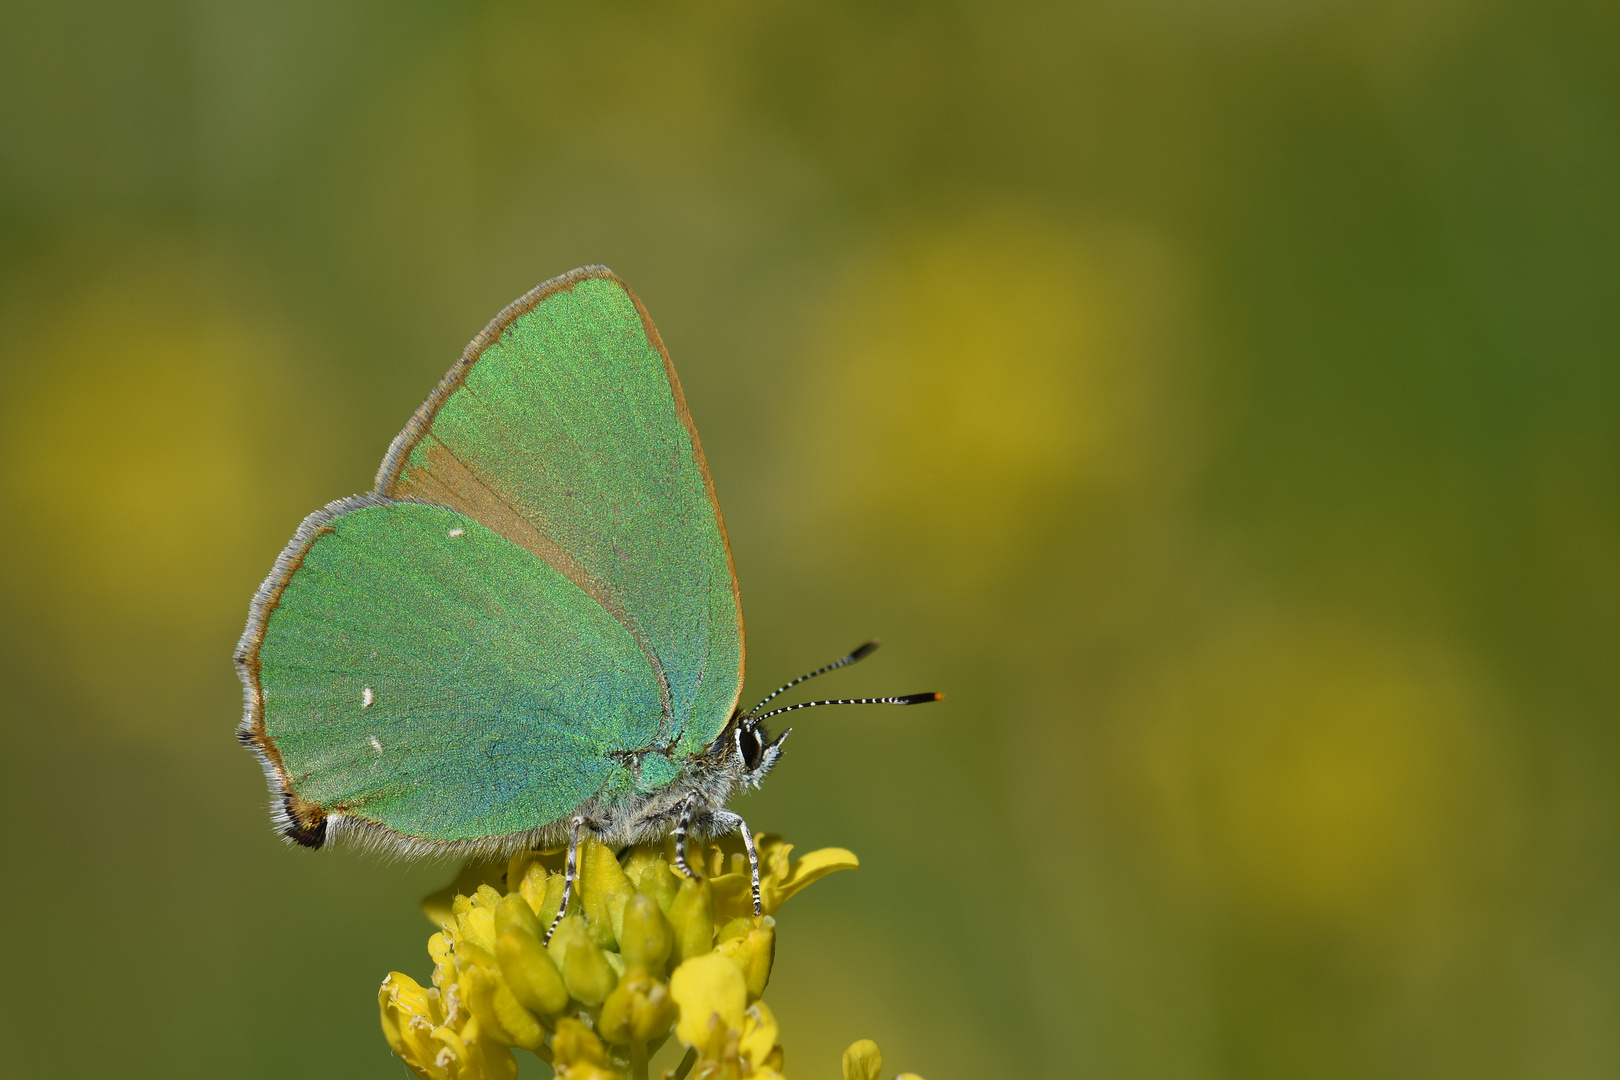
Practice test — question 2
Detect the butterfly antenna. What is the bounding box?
[748,693,944,725]
[744,640,882,719]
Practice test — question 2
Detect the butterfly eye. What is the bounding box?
[735,724,764,771]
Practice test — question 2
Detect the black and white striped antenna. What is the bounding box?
[743,640,943,722]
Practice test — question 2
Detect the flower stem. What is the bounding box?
[631,1039,649,1080]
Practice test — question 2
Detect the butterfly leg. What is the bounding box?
[671,792,699,879]
[737,816,762,917]
[704,809,762,916]
[542,813,585,945]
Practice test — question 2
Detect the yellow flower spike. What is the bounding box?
[620,892,674,970]
[579,837,637,947]
[599,964,677,1044]
[401,835,885,1079]
[714,916,776,999]
[495,926,570,1016]
[666,875,715,965]
[669,952,747,1048]
[558,914,617,1005]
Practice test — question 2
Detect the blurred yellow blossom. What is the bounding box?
[381,834,919,1080]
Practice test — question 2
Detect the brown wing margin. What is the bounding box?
[372,264,746,724]
[234,492,393,848]
[624,281,748,725]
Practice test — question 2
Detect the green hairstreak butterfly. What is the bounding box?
[236,266,940,933]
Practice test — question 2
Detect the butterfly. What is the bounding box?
[235,266,940,939]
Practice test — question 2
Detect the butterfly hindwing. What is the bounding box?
[246,498,662,847]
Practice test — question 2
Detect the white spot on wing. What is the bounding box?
[448,528,464,538]
[369,735,383,754]
[362,686,374,709]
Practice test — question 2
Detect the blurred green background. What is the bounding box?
[2,1,1617,1077]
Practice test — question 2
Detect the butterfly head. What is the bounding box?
[732,715,790,787]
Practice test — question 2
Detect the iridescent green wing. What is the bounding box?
[241,497,663,849]
[378,268,745,753]
[236,267,744,851]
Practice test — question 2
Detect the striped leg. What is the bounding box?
[671,792,699,879]
[709,810,763,916]
[542,814,585,945]
[737,817,762,916]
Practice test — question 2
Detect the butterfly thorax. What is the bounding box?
[570,713,787,849]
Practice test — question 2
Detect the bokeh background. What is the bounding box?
[2,2,1617,1077]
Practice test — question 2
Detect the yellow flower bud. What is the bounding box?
[494,892,542,941]
[666,875,714,965]
[620,846,661,886]
[634,856,681,914]
[462,960,543,1051]
[579,838,637,948]
[452,1017,521,1080]
[557,916,616,1005]
[598,964,677,1044]
[514,858,554,917]
[531,870,570,931]
[669,951,746,1049]
[492,983,545,1052]
[552,1017,613,1080]
[495,927,569,1016]
[843,1039,883,1080]
[455,887,499,954]
[619,893,674,970]
[715,916,776,999]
